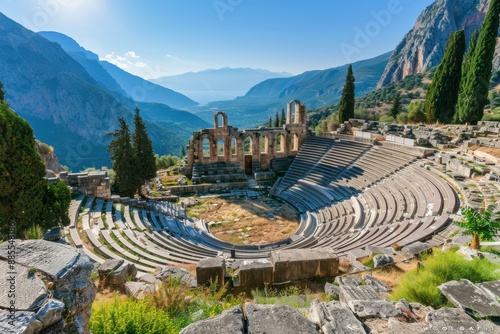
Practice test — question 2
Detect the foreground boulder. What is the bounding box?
[180,305,245,334]
[98,258,137,290]
[180,303,318,334]
[0,239,96,334]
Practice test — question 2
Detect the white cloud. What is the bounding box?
[126,51,140,58]
[104,52,129,68]
[135,61,147,68]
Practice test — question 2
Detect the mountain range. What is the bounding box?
[152,68,292,104]
[0,13,209,170]
[3,0,500,169]
[189,52,391,128]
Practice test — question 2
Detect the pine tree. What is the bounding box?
[0,101,49,237]
[280,108,286,126]
[274,111,280,127]
[132,108,157,194]
[108,117,137,197]
[424,30,465,123]
[456,0,500,124]
[455,30,479,123]
[338,65,355,124]
[389,91,403,118]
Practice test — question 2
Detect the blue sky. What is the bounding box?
[1,0,435,78]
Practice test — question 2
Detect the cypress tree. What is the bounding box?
[425,30,466,123]
[280,108,286,126]
[338,65,355,124]
[389,91,403,118]
[132,108,157,194]
[108,117,137,197]
[456,0,500,124]
[455,30,479,123]
[0,101,48,237]
[274,111,279,127]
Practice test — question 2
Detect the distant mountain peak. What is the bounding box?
[151,68,293,104]
[38,31,99,61]
[378,0,493,87]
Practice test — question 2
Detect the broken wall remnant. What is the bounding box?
[182,100,309,179]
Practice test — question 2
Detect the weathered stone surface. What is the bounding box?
[245,303,318,334]
[196,257,225,286]
[334,275,362,286]
[180,305,244,334]
[0,309,43,334]
[0,261,48,310]
[138,273,157,285]
[382,317,427,334]
[366,245,396,256]
[478,280,500,301]
[425,307,479,332]
[0,240,80,279]
[156,266,196,288]
[99,261,137,289]
[324,282,340,298]
[124,281,154,299]
[271,248,339,282]
[346,248,371,261]
[98,258,123,273]
[477,320,500,333]
[373,254,394,268]
[238,259,273,287]
[309,300,365,334]
[0,240,96,334]
[362,274,389,292]
[348,300,402,319]
[457,246,484,260]
[401,242,432,257]
[340,285,383,305]
[439,279,500,319]
[35,299,65,328]
[394,299,418,321]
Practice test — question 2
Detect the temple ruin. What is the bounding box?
[182,100,309,183]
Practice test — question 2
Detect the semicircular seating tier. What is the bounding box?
[68,136,459,271]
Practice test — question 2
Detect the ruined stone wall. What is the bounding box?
[59,171,111,198]
[183,100,308,177]
[196,248,339,287]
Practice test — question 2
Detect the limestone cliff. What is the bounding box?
[378,0,496,87]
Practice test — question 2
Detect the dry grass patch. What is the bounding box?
[468,144,500,158]
[188,196,299,245]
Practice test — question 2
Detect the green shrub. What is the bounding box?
[89,297,181,334]
[379,115,395,123]
[38,142,53,155]
[24,224,43,239]
[391,250,500,308]
[362,257,374,268]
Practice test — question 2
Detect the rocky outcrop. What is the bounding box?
[35,139,66,177]
[182,277,500,333]
[378,0,496,87]
[0,239,96,334]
